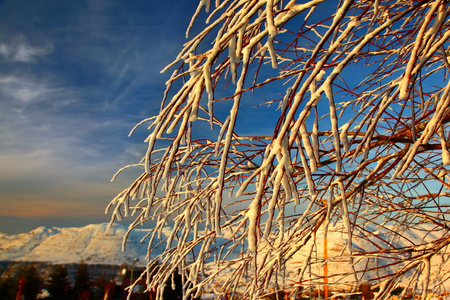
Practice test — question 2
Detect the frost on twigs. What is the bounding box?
[108,0,450,299]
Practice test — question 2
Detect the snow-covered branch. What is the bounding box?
[109,0,450,299]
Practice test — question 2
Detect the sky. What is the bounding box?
[0,0,198,234]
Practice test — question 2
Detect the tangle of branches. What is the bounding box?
[108,0,450,299]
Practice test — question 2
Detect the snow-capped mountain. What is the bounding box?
[2,221,450,294]
[0,223,158,266]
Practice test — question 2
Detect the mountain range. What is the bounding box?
[0,223,156,266]
[2,221,450,296]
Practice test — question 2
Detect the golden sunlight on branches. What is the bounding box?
[108,0,450,299]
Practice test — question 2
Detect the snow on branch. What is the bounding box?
[109,0,450,299]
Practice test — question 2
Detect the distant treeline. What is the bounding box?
[0,260,145,284]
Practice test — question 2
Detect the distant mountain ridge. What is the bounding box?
[0,223,157,266]
[2,222,450,294]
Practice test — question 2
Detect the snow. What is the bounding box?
[439,125,450,166]
[443,149,450,166]
[201,222,450,296]
[246,196,260,253]
[3,221,450,298]
[229,34,238,84]
[0,223,162,266]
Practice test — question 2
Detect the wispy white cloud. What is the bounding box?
[0,75,76,109]
[0,0,195,233]
[0,34,53,63]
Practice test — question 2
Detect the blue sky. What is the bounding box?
[0,0,198,234]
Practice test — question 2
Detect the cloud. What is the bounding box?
[0,75,70,109]
[0,196,103,219]
[0,0,196,233]
[0,148,132,219]
[0,34,53,62]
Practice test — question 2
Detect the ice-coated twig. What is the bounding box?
[108,0,450,299]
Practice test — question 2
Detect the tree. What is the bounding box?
[47,264,70,299]
[0,275,18,300]
[108,0,450,299]
[18,263,43,300]
[73,262,90,298]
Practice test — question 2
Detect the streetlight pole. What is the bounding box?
[324,231,329,299]
[323,199,329,299]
